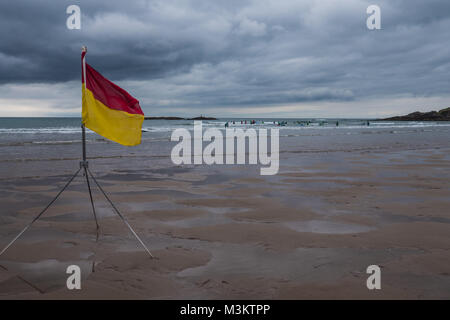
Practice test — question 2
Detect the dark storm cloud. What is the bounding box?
[0,0,215,83]
[0,0,449,114]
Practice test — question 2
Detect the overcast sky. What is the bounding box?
[0,0,449,118]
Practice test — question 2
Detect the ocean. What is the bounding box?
[1,117,450,143]
[1,117,449,179]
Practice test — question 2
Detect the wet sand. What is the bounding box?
[0,138,449,299]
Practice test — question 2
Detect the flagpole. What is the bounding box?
[81,46,87,164]
[82,125,86,161]
[80,46,100,241]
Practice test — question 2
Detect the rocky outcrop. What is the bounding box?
[381,108,450,121]
[188,116,217,120]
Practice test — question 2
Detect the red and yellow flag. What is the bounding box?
[81,51,144,146]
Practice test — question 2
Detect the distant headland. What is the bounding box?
[144,116,217,120]
[379,107,450,121]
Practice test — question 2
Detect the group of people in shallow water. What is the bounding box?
[224,120,291,127]
[224,120,371,127]
[225,120,257,127]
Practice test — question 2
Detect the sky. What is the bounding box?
[0,0,449,118]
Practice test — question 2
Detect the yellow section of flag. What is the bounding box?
[82,86,144,146]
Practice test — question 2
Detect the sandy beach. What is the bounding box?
[0,122,449,299]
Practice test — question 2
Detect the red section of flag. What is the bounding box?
[81,54,143,116]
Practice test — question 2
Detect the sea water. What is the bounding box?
[0,117,449,179]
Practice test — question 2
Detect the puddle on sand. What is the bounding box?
[162,215,234,228]
[177,244,419,284]
[161,207,247,228]
[40,203,117,222]
[0,259,92,293]
[177,244,318,280]
[284,220,374,234]
[124,200,183,212]
[198,207,249,214]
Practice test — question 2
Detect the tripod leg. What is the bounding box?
[86,168,154,259]
[83,166,100,242]
[0,167,81,257]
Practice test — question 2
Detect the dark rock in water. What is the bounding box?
[144,116,185,120]
[189,116,217,120]
[380,107,450,121]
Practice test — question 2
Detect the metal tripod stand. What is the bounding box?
[0,124,153,259]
